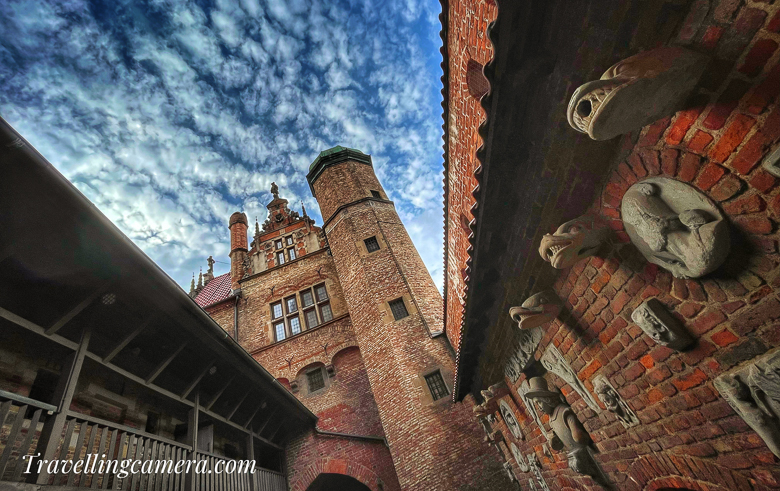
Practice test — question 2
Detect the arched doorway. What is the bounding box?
[305,473,371,491]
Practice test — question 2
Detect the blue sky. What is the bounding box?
[0,0,447,291]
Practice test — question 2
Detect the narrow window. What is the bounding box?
[314,284,328,301]
[288,247,296,260]
[271,302,283,319]
[320,303,333,322]
[289,316,301,335]
[286,296,298,313]
[364,236,380,253]
[274,321,286,341]
[425,371,449,401]
[389,297,409,320]
[145,412,160,434]
[276,251,285,265]
[275,239,283,249]
[301,290,314,307]
[304,309,319,328]
[307,369,325,392]
[286,236,294,246]
[370,190,381,199]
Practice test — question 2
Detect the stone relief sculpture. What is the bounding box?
[540,345,600,412]
[510,443,530,472]
[509,291,562,330]
[539,215,607,269]
[527,452,550,491]
[714,350,780,458]
[526,377,607,484]
[502,462,518,483]
[593,374,639,428]
[500,399,524,441]
[631,298,694,351]
[504,327,544,382]
[622,177,730,279]
[567,46,708,140]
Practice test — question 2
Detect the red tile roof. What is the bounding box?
[194,272,233,307]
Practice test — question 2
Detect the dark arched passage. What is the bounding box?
[305,473,372,491]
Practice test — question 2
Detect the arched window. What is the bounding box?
[466,59,489,99]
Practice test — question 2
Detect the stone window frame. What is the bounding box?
[416,366,454,406]
[301,364,330,396]
[369,189,384,199]
[269,283,336,344]
[379,293,418,323]
[364,236,380,253]
[424,370,449,401]
[356,233,387,257]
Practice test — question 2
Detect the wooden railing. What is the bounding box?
[0,390,56,482]
[50,412,192,490]
[194,451,285,491]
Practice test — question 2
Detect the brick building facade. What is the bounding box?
[194,147,511,490]
[445,0,780,490]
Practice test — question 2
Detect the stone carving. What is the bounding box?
[622,177,730,279]
[763,145,780,178]
[527,453,550,491]
[714,350,780,458]
[504,327,544,382]
[500,399,524,441]
[509,291,562,330]
[518,379,553,440]
[502,462,517,483]
[539,215,607,269]
[593,374,639,428]
[540,345,600,412]
[526,377,605,484]
[510,443,530,472]
[270,181,279,199]
[567,46,708,140]
[631,298,694,351]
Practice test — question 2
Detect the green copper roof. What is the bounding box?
[306,146,372,196]
[309,145,363,171]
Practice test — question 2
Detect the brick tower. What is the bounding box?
[307,146,509,490]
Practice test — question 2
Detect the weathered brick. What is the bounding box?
[738,39,779,77]
[678,152,702,182]
[695,163,726,190]
[722,194,765,215]
[687,130,714,153]
[702,80,751,130]
[750,170,777,193]
[710,114,757,163]
[733,215,773,234]
[710,174,743,200]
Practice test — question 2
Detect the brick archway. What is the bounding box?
[291,458,380,491]
[625,454,753,491]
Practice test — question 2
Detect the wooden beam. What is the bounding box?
[204,375,236,411]
[226,392,250,422]
[146,341,188,384]
[103,316,154,363]
[181,360,216,400]
[84,352,194,408]
[243,405,263,429]
[184,393,199,491]
[32,328,91,484]
[256,409,277,435]
[0,306,78,350]
[199,406,281,450]
[267,421,284,442]
[46,283,109,335]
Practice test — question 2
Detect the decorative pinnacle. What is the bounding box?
[197,268,203,288]
[301,200,308,217]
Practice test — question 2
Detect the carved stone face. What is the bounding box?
[539,216,606,269]
[509,291,562,330]
[500,400,523,441]
[631,306,669,344]
[594,384,620,412]
[533,396,558,416]
[567,47,708,140]
[622,178,730,279]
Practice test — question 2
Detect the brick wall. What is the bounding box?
[484,1,780,489]
[313,160,511,490]
[442,0,497,350]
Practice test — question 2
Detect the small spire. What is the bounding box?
[301,200,308,217]
[197,268,203,289]
[255,217,260,236]
[189,273,195,296]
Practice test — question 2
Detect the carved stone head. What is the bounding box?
[631,298,694,351]
[593,374,639,428]
[539,215,607,269]
[567,47,708,140]
[622,177,730,279]
[509,291,562,330]
[525,377,561,416]
[594,382,620,412]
